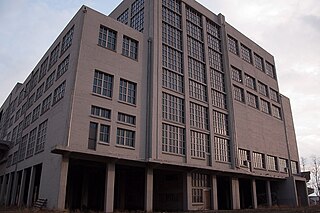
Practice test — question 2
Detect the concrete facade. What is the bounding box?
[0,0,308,211]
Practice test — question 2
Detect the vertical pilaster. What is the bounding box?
[183,172,192,211]
[57,156,69,210]
[266,181,272,207]
[211,175,218,210]
[104,162,115,213]
[145,167,153,212]
[18,170,27,206]
[251,179,257,209]
[27,166,36,207]
[231,178,240,209]
[0,175,8,204]
[5,173,13,206]
[10,172,19,205]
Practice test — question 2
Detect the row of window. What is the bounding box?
[98,25,139,60]
[92,70,137,105]
[238,149,299,174]
[91,105,136,125]
[228,35,276,79]
[233,85,282,119]
[231,66,280,103]
[117,0,144,32]
[6,120,48,168]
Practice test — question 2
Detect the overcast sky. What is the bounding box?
[0,0,319,160]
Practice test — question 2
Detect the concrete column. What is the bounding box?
[57,156,69,210]
[211,175,218,210]
[5,173,13,206]
[184,172,193,211]
[231,178,240,210]
[18,170,27,206]
[10,172,19,205]
[0,174,8,205]
[145,167,153,212]
[27,166,36,207]
[104,162,115,213]
[251,179,257,209]
[266,181,272,207]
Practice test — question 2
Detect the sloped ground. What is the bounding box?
[0,206,319,213]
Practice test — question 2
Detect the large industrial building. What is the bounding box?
[0,0,308,211]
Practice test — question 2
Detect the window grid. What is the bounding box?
[188,58,206,84]
[241,44,252,63]
[212,110,228,136]
[247,92,259,109]
[272,105,282,119]
[270,88,279,103]
[41,94,52,114]
[99,124,110,143]
[53,81,66,104]
[162,92,185,123]
[206,20,220,39]
[162,123,185,155]
[39,57,48,81]
[191,131,209,159]
[162,6,181,29]
[208,34,221,52]
[212,90,227,110]
[187,37,204,62]
[98,25,117,50]
[191,173,209,203]
[214,137,230,162]
[130,9,144,32]
[26,128,37,158]
[119,79,137,105]
[260,99,271,114]
[254,53,264,71]
[228,36,238,55]
[162,68,184,93]
[162,0,181,14]
[122,36,138,60]
[162,44,183,74]
[45,70,56,91]
[116,128,135,147]
[238,149,250,167]
[56,55,69,80]
[208,49,223,72]
[162,22,182,50]
[187,21,203,41]
[189,80,207,102]
[32,104,41,123]
[118,112,136,125]
[245,74,256,90]
[35,120,48,153]
[291,161,298,174]
[279,158,288,173]
[61,26,74,54]
[258,81,268,97]
[210,69,225,92]
[186,6,202,26]
[190,102,209,130]
[35,83,45,101]
[266,61,275,79]
[18,134,28,161]
[91,105,111,120]
[267,155,277,171]
[93,70,113,98]
[49,43,60,68]
[231,66,242,83]
[252,152,265,169]
[117,9,129,24]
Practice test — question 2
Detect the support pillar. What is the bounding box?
[231,178,240,210]
[211,175,218,210]
[183,172,192,211]
[5,173,13,206]
[266,181,272,207]
[57,156,69,210]
[104,162,115,213]
[10,172,19,205]
[252,179,257,209]
[0,174,8,205]
[27,166,36,207]
[145,167,153,212]
[18,170,27,206]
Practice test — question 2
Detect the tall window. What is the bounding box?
[188,58,206,83]
[270,88,279,103]
[265,61,275,79]
[208,34,221,52]
[162,68,184,93]
[245,74,256,90]
[231,66,242,83]
[162,45,183,73]
[49,43,60,68]
[239,149,250,167]
[93,70,113,98]
[41,94,52,114]
[39,57,49,81]
[116,128,135,147]
[26,128,37,158]
[190,131,209,159]
[162,123,185,155]
[291,161,298,174]
[189,80,207,102]
[119,79,137,105]
[35,83,45,101]
[252,152,265,169]
[122,36,138,60]
[241,44,252,63]
[214,137,230,162]
[228,35,239,55]
[210,69,225,92]
[130,0,144,32]
[208,49,223,72]
[45,70,55,91]
[56,55,69,80]
[162,93,184,123]
[191,173,209,203]
[190,102,208,130]
[247,92,259,109]
[98,25,117,50]
[279,158,288,173]
[267,155,277,171]
[99,124,110,144]
[53,81,66,104]
[19,134,28,161]
[88,122,98,150]
[212,110,228,136]
[212,90,227,110]
[254,53,264,71]
[32,104,41,122]
[35,120,48,153]
[162,22,182,50]
[61,25,74,55]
